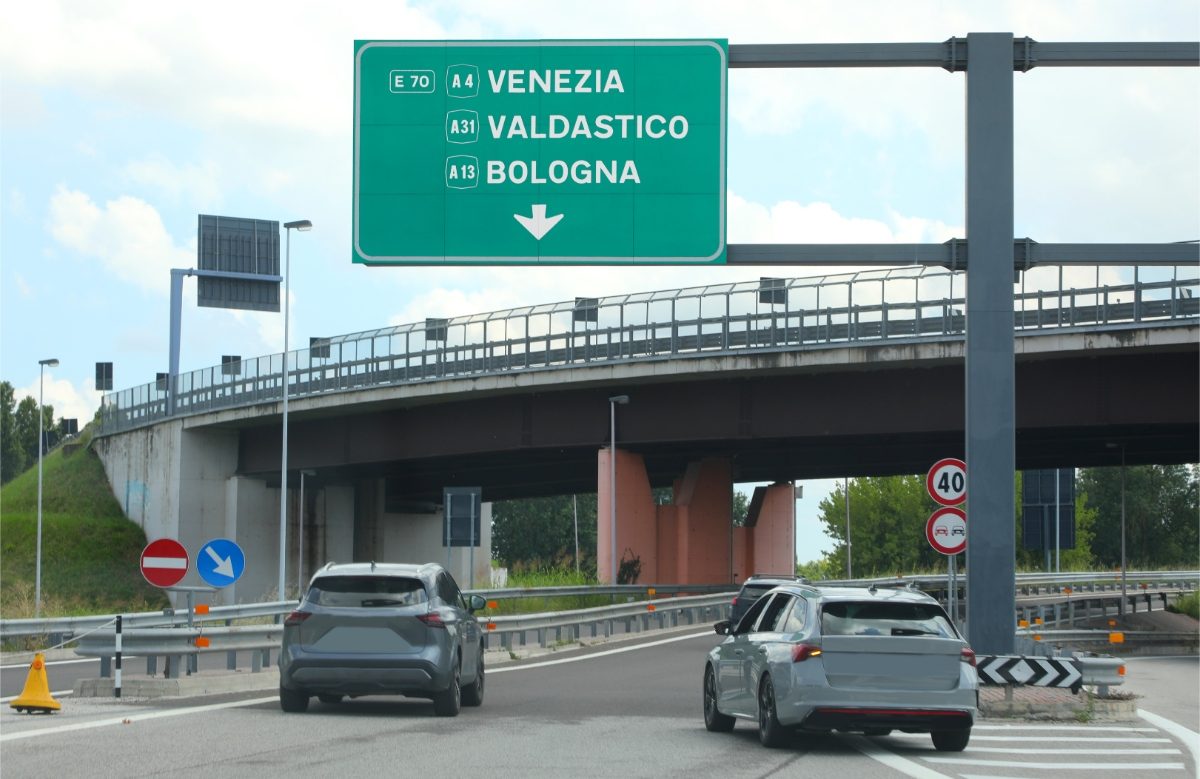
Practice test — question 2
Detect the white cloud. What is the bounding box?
[47,186,192,295]
[14,274,32,298]
[12,372,100,426]
[122,156,223,207]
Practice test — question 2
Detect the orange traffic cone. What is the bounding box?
[9,653,61,714]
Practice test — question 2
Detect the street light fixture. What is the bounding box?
[608,394,629,584]
[279,219,312,602]
[36,357,59,619]
[1106,442,1128,616]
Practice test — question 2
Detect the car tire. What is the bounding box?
[462,652,485,707]
[931,729,970,752]
[757,675,788,748]
[433,663,462,717]
[317,694,344,705]
[279,686,309,713]
[703,666,735,732]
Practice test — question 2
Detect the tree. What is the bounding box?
[491,494,598,571]
[0,381,26,483]
[1079,465,1199,569]
[817,475,940,576]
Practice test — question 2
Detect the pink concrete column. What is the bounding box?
[752,483,796,577]
[596,448,657,584]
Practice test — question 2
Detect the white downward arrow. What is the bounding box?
[514,204,563,240]
[205,546,234,578]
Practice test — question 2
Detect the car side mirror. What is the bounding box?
[468,594,487,612]
[714,620,731,636]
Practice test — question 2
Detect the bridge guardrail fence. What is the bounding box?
[97,267,1199,436]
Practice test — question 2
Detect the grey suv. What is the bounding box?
[730,574,809,627]
[279,562,486,716]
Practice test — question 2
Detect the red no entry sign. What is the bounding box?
[140,538,189,587]
[926,507,967,555]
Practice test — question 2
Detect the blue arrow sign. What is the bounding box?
[197,538,246,588]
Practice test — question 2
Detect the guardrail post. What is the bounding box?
[251,651,262,673]
[100,656,112,678]
[165,655,178,679]
[147,655,157,676]
[226,618,237,670]
[537,628,547,648]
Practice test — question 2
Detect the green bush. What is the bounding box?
[1167,591,1199,620]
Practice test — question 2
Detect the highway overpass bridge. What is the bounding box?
[94,267,1199,602]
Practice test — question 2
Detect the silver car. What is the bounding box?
[703,583,978,750]
[279,562,486,716]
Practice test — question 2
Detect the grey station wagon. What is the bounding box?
[704,583,978,750]
[279,562,486,716]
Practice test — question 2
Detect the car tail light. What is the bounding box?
[284,610,311,626]
[961,647,977,667]
[791,643,823,662]
[417,611,446,629]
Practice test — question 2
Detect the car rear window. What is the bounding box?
[738,584,776,601]
[820,601,955,638]
[308,576,428,608]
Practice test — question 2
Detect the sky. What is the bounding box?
[2,1,1197,563]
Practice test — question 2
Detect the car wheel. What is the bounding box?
[703,665,735,732]
[317,694,344,705]
[279,686,309,713]
[757,675,788,748]
[462,652,485,707]
[433,662,462,717]
[931,729,970,752]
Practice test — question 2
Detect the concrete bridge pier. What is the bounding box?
[597,450,795,585]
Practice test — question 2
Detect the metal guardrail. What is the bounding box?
[3,572,1194,644]
[97,266,1199,435]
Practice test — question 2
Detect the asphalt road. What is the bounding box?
[2,632,1196,778]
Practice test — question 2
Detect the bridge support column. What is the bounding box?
[597,448,658,584]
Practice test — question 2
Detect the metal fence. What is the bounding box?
[97,265,1199,435]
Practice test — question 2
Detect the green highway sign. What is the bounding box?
[353,40,727,265]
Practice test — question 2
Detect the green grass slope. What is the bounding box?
[1,428,168,618]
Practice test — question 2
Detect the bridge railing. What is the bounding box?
[98,266,1198,435]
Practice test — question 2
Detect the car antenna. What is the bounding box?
[371,560,376,571]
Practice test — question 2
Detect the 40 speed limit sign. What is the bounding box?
[926,458,966,506]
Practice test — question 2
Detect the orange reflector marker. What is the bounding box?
[1108,619,1118,628]
[1018,619,1029,628]
[1034,617,1043,625]
[486,622,496,631]
[647,604,656,612]
[486,601,498,610]
[1033,634,1042,641]
[1063,587,1072,595]
[647,588,656,596]
[1109,632,1125,644]
[194,604,210,615]
[195,637,211,648]
[1118,665,1126,676]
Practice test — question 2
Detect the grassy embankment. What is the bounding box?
[0,427,168,619]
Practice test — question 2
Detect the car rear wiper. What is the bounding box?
[360,598,407,607]
[890,627,939,636]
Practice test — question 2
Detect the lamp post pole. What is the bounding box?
[608,395,629,584]
[1120,444,1127,616]
[279,220,311,601]
[35,357,59,619]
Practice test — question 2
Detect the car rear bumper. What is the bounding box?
[800,706,974,733]
[280,650,452,697]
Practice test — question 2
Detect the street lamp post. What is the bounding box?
[298,469,315,595]
[608,394,629,584]
[279,219,311,602]
[1119,444,1127,615]
[35,357,59,619]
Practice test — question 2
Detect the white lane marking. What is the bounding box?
[958,747,1181,755]
[1,690,73,703]
[1139,708,1200,768]
[848,735,954,778]
[922,757,1184,769]
[959,775,1039,779]
[489,630,712,673]
[973,724,1158,731]
[0,696,278,742]
[888,733,1171,742]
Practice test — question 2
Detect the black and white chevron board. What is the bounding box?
[977,655,1083,692]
